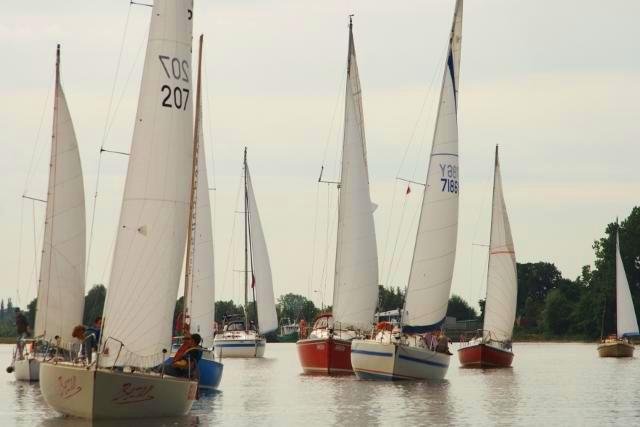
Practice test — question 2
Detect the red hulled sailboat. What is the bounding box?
[458,147,518,368]
[296,17,379,376]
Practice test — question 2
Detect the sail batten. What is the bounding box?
[99,0,195,368]
[403,0,463,332]
[482,147,518,342]
[331,20,379,331]
[34,45,86,343]
[616,233,639,338]
[246,165,278,334]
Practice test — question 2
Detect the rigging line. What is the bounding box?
[320,69,348,169]
[384,191,410,287]
[307,182,322,300]
[87,3,133,286]
[16,199,25,306]
[221,170,244,301]
[23,78,53,195]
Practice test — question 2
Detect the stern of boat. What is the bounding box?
[13,358,40,382]
[351,339,397,380]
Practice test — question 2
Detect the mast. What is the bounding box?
[182,34,204,333]
[244,147,249,328]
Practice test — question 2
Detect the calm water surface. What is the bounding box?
[1,343,639,426]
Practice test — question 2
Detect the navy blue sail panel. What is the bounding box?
[621,332,640,338]
[446,47,457,110]
[402,316,446,334]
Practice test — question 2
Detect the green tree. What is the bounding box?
[277,293,319,324]
[83,284,106,325]
[446,294,477,320]
[378,286,404,312]
[543,289,573,336]
[214,300,244,324]
[26,298,37,329]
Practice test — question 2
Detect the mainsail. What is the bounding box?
[34,45,86,343]
[403,0,463,332]
[100,0,194,368]
[246,164,278,334]
[616,233,639,338]
[185,35,216,348]
[332,19,379,331]
[482,147,517,341]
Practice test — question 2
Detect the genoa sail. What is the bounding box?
[34,45,86,344]
[482,147,517,342]
[100,0,195,368]
[616,233,639,338]
[403,0,463,333]
[185,36,216,348]
[246,165,278,334]
[331,19,379,331]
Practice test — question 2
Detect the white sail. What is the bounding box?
[332,21,379,331]
[186,51,216,348]
[246,166,278,334]
[100,0,194,368]
[482,147,517,341]
[403,0,463,332]
[616,233,639,338]
[34,46,86,343]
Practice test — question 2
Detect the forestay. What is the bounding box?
[34,46,86,344]
[186,48,215,349]
[404,0,463,333]
[100,0,194,368]
[246,166,278,334]
[332,20,379,331]
[616,233,639,338]
[482,148,517,342]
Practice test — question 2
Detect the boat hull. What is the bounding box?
[597,341,634,358]
[14,358,40,382]
[278,332,299,343]
[351,339,450,381]
[213,338,266,358]
[296,337,353,375]
[40,362,197,419]
[198,352,223,389]
[458,343,514,368]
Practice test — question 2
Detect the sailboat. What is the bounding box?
[176,34,223,388]
[40,0,199,418]
[351,0,463,381]
[213,149,278,358]
[296,16,379,375]
[597,231,638,357]
[458,146,517,368]
[10,44,86,382]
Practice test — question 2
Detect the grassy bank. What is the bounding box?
[0,337,16,344]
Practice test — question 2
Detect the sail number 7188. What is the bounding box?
[439,163,459,194]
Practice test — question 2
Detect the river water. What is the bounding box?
[1,342,638,426]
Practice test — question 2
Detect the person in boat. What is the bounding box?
[85,316,102,354]
[436,333,452,355]
[15,309,31,359]
[71,325,97,363]
[249,320,257,331]
[161,333,202,380]
[299,319,307,339]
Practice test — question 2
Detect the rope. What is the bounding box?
[86,4,134,285]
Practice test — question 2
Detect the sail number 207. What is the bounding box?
[159,55,190,110]
[439,163,458,194]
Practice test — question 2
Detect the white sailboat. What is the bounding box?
[213,149,278,358]
[296,17,379,375]
[40,0,199,418]
[597,231,639,357]
[458,146,517,367]
[11,44,86,382]
[351,0,463,381]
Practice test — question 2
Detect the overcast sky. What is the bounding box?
[1,0,639,311]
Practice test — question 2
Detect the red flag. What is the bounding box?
[251,273,256,288]
[406,185,411,195]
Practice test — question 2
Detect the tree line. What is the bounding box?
[2,207,637,341]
